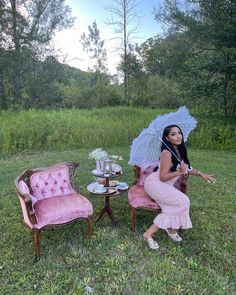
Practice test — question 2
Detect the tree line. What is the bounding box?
[0,0,235,117]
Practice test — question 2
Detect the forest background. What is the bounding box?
[0,0,235,118]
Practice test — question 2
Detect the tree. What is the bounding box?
[80,21,109,107]
[105,0,142,104]
[80,21,108,74]
[155,0,236,117]
[0,0,74,107]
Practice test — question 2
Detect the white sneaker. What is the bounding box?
[165,229,182,242]
[144,237,159,250]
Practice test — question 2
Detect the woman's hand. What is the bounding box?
[199,172,216,183]
[179,161,188,175]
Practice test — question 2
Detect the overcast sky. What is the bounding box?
[53,0,164,74]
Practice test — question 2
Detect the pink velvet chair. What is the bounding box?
[15,162,93,259]
[128,164,188,231]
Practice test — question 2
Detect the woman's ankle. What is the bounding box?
[143,233,152,240]
[167,228,178,235]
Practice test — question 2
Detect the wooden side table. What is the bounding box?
[87,172,128,225]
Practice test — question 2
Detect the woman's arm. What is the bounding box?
[189,169,216,183]
[159,150,188,182]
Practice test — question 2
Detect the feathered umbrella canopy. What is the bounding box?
[128,106,197,168]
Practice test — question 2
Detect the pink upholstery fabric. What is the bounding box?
[30,166,75,201]
[34,193,93,229]
[17,165,93,230]
[19,180,38,207]
[19,180,30,194]
[128,185,160,210]
[128,163,160,210]
[137,163,158,186]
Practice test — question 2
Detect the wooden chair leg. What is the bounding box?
[32,228,40,258]
[130,206,136,231]
[87,216,93,240]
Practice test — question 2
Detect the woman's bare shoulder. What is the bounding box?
[160,149,172,171]
[160,149,172,164]
[161,149,171,157]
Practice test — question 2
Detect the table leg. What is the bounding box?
[105,178,109,187]
[95,195,118,225]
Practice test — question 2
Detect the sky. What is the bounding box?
[53,0,164,74]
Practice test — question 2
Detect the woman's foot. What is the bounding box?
[143,234,159,250]
[165,229,182,242]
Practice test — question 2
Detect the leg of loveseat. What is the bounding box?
[87,216,93,239]
[130,206,136,231]
[32,228,40,259]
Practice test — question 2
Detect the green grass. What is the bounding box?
[0,107,235,156]
[0,107,161,155]
[0,147,235,294]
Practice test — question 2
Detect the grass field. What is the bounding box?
[0,107,235,156]
[0,147,235,295]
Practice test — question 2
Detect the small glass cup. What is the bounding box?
[104,159,113,174]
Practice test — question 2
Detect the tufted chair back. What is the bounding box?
[30,165,75,201]
[15,162,93,259]
[134,163,158,187]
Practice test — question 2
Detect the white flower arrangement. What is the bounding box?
[88,148,124,164]
[88,148,109,161]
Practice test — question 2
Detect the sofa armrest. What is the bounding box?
[66,162,80,192]
[23,193,37,224]
[15,181,37,225]
[174,174,189,193]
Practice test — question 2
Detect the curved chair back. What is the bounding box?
[15,162,93,259]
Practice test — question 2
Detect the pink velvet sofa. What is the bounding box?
[15,162,93,259]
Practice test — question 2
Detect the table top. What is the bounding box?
[91,170,123,178]
[87,182,128,196]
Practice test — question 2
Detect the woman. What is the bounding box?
[143,124,216,249]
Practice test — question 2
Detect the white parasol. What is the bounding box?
[128,106,197,168]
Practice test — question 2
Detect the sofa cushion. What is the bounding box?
[34,193,93,229]
[128,185,160,210]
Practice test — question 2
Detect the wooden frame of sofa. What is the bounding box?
[15,161,93,259]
